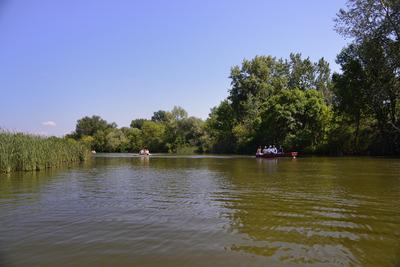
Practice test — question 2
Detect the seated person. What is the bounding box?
[256,146,262,156]
[262,146,268,154]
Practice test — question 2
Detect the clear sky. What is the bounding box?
[0,0,348,136]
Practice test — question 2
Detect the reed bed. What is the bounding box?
[0,132,91,173]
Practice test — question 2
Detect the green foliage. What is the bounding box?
[228,55,332,121]
[207,54,334,154]
[130,119,148,129]
[258,89,332,152]
[105,128,129,152]
[70,106,207,154]
[121,127,143,152]
[151,110,169,122]
[73,115,116,138]
[0,131,90,173]
[206,100,236,153]
[141,121,166,152]
[334,0,400,154]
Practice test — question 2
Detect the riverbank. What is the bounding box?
[0,132,91,173]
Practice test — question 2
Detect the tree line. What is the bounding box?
[68,0,400,155]
[67,107,206,153]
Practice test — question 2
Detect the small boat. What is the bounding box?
[256,152,298,158]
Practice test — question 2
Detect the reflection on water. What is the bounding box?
[0,154,399,267]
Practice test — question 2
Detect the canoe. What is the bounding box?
[256,152,298,158]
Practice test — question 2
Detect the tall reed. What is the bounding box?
[0,131,91,173]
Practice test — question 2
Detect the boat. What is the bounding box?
[256,152,298,158]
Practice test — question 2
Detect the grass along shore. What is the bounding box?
[0,132,91,173]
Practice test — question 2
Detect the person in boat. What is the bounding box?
[279,145,284,153]
[139,148,150,156]
[262,146,268,154]
[256,146,263,156]
[266,145,273,154]
[272,145,277,154]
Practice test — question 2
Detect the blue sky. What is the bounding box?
[0,0,348,136]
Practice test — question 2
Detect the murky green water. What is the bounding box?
[0,155,399,267]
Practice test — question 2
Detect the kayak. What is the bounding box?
[256,152,298,158]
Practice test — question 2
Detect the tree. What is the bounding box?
[288,53,315,90]
[258,89,332,152]
[74,115,115,138]
[151,110,169,122]
[206,100,236,153]
[335,0,400,153]
[121,127,143,152]
[228,56,287,119]
[332,44,368,151]
[335,0,400,42]
[105,128,129,152]
[130,118,148,129]
[141,121,166,152]
[171,106,188,121]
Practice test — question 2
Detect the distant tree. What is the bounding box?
[206,100,236,153]
[151,110,169,122]
[130,118,148,129]
[74,115,116,138]
[121,127,143,152]
[141,121,166,152]
[228,56,287,119]
[288,53,315,90]
[93,130,109,152]
[315,58,333,104]
[80,135,95,150]
[258,89,332,152]
[228,54,333,121]
[171,106,188,121]
[105,128,128,152]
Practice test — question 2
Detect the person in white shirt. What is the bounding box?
[256,146,263,156]
[262,146,268,154]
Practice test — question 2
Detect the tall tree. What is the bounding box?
[258,89,332,152]
[335,0,400,153]
[228,56,288,119]
[206,100,236,153]
[332,44,368,150]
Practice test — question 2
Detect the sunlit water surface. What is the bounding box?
[0,154,399,266]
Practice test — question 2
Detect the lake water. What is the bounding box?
[0,154,399,267]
